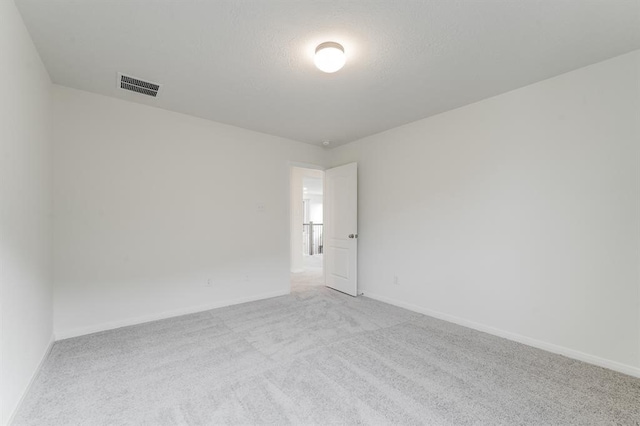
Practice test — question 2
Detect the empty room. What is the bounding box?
[2,0,640,424]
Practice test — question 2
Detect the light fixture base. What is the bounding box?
[315,41,343,55]
[314,42,346,73]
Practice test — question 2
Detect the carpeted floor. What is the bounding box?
[291,257,324,288]
[13,279,640,425]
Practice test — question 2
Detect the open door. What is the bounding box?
[324,162,358,296]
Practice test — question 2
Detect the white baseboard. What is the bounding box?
[6,334,55,426]
[363,291,640,379]
[55,289,291,340]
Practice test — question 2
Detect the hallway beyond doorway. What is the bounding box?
[290,166,324,289]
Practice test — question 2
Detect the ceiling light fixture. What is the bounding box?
[314,42,346,73]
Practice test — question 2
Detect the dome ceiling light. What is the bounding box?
[314,42,346,73]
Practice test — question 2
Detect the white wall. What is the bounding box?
[53,86,326,338]
[329,50,640,375]
[305,194,323,224]
[290,167,305,272]
[0,1,53,424]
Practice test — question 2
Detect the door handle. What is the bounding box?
[348,234,358,239]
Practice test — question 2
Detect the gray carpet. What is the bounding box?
[14,281,640,425]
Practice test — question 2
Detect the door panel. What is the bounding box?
[324,163,357,296]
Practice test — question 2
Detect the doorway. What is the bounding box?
[290,166,324,290]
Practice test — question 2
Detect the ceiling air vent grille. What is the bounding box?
[117,73,160,97]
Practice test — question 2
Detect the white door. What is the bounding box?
[324,162,358,296]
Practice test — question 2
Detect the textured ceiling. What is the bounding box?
[15,0,640,147]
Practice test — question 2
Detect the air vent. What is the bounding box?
[117,73,161,97]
